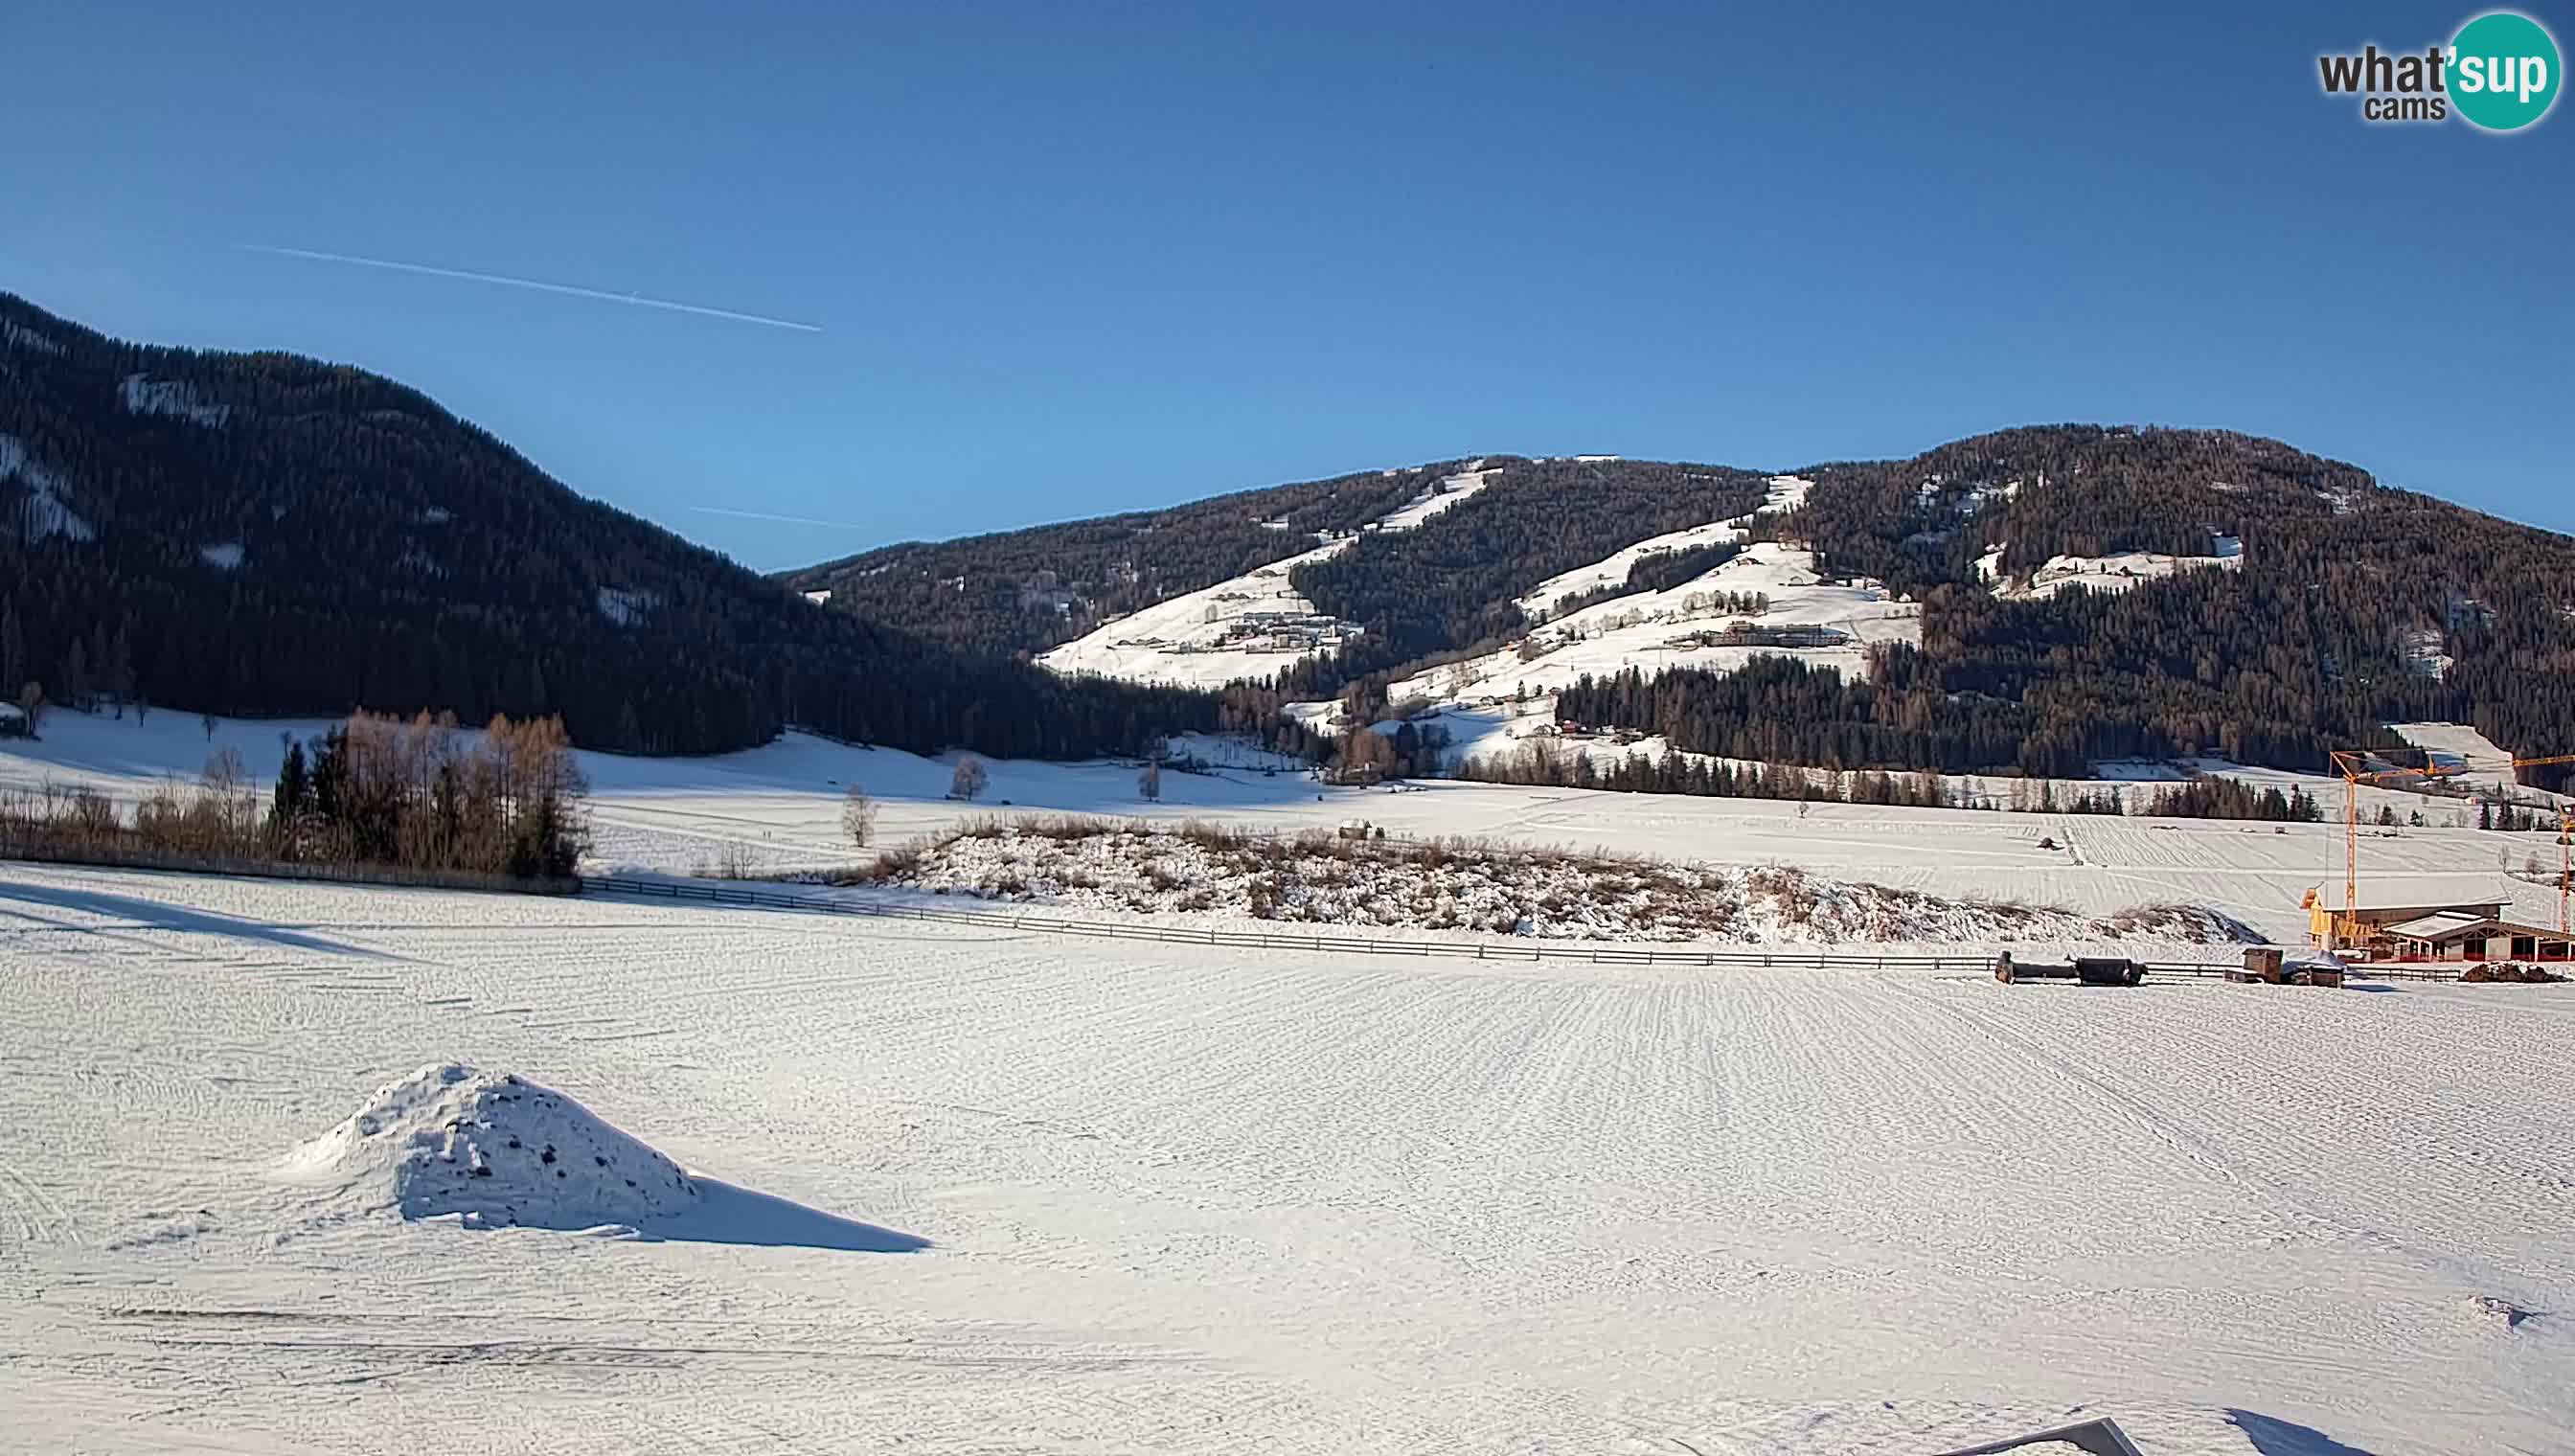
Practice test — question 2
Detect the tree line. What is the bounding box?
[0,711,587,879]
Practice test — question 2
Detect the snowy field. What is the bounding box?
[5,712,2565,946]
[2,862,2568,1453]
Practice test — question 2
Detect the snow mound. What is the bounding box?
[282,1063,698,1233]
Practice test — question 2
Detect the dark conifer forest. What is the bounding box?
[0,292,1210,758]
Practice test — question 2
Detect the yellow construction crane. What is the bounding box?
[2329,748,2575,950]
[2562,800,2574,940]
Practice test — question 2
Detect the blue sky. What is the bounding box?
[6,3,2568,569]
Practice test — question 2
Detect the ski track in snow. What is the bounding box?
[0,862,2566,1453]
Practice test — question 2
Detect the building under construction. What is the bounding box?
[2302,890,2574,962]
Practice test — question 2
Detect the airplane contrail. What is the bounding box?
[232,242,824,333]
[690,505,877,531]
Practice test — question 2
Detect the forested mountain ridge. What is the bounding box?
[1700,424,2575,782]
[786,455,1775,671]
[781,422,2575,785]
[0,291,1210,757]
[779,464,1434,655]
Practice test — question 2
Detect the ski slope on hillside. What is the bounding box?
[0,863,2564,1454]
[1395,539,1920,710]
[2386,721,2558,803]
[1034,535,1359,689]
[1036,466,1499,689]
[1992,535,2245,601]
[1514,472,1813,621]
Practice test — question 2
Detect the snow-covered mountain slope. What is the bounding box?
[1036,536,1361,688]
[1514,514,1750,619]
[1037,466,1499,688]
[2384,721,2560,803]
[1992,533,2245,601]
[1514,473,1812,621]
[1371,463,1498,531]
[1395,539,1920,708]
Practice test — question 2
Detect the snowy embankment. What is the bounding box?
[833,820,2259,946]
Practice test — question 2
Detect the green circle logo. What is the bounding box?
[2450,11,2561,130]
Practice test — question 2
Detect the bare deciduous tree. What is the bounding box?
[1138,760,1162,803]
[950,756,990,802]
[840,783,877,847]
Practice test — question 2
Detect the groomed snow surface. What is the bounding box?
[2,863,2565,1453]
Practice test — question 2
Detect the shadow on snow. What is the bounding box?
[2226,1410,2380,1456]
[0,878,398,959]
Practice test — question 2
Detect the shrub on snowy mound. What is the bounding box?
[831,818,2259,945]
[282,1063,699,1233]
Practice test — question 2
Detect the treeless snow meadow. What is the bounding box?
[1,863,2569,1453]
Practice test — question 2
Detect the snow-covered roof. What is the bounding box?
[2379,912,2564,943]
[2380,911,2494,940]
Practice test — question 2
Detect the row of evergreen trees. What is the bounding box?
[1457,734,2350,824]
